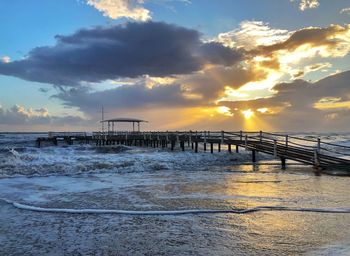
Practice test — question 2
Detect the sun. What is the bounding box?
[242,109,254,119]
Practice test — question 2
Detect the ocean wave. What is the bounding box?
[95,145,132,154]
[0,142,261,178]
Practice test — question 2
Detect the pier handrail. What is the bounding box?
[224,131,350,160]
[48,132,87,138]
[88,130,350,160]
[320,141,350,149]
[40,130,350,169]
[237,131,350,159]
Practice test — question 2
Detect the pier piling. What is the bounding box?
[281,157,286,170]
[252,150,256,163]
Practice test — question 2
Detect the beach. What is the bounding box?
[1,133,350,255]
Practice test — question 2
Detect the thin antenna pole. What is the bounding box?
[101,106,104,134]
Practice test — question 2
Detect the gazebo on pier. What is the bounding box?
[100,118,147,133]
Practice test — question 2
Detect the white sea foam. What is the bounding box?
[9,148,20,158]
[1,198,350,215]
[0,141,265,177]
[2,132,349,178]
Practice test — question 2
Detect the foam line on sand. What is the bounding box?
[1,198,350,215]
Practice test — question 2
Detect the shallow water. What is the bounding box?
[0,133,350,255]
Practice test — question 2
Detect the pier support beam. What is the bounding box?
[195,142,198,153]
[281,157,286,170]
[228,144,231,153]
[252,150,256,163]
[236,145,239,153]
[313,149,322,175]
[210,143,213,154]
[218,143,221,152]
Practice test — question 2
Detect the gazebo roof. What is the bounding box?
[100,118,147,123]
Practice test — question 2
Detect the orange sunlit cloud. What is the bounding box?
[314,98,350,110]
[216,24,350,106]
[217,106,234,116]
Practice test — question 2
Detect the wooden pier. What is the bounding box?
[36,131,350,173]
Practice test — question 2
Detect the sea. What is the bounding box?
[0,132,350,256]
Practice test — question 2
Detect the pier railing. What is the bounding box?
[48,132,87,138]
[91,130,350,159]
[39,130,350,170]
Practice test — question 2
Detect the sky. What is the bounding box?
[1,0,350,132]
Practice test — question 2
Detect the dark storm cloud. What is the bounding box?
[0,22,244,86]
[54,82,202,113]
[53,64,266,114]
[198,42,244,67]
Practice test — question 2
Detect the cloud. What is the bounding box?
[1,56,10,63]
[340,7,350,14]
[178,65,267,102]
[51,61,271,117]
[198,42,244,67]
[219,23,350,102]
[257,24,350,57]
[219,70,350,131]
[214,21,294,101]
[291,0,320,11]
[53,80,201,114]
[0,105,50,125]
[0,22,243,86]
[217,22,350,69]
[86,0,151,21]
[0,104,87,126]
[38,88,50,93]
[257,71,350,111]
[18,20,347,131]
[85,0,190,21]
[292,62,332,79]
[255,23,350,82]
[2,20,350,131]
[217,21,291,50]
